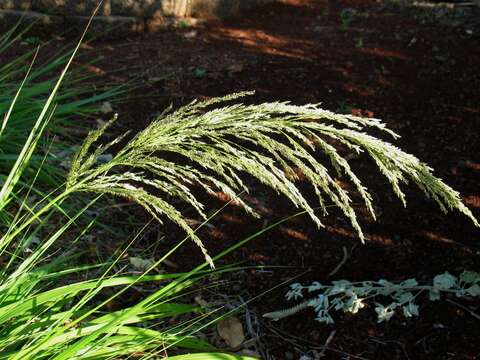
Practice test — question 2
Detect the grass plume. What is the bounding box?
[66,91,478,266]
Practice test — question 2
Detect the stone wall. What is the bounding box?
[0,0,275,33]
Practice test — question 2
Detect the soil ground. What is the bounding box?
[3,0,480,358]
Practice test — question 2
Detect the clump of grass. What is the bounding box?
[0,22,123,194]
[0,19,257,360]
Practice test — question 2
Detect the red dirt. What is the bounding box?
[4,0,480,358]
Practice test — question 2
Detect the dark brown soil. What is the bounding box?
[3,0,480,358]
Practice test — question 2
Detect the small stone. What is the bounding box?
[183,30,197,39]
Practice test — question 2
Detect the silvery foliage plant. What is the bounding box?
[264,271,480,324]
